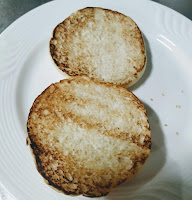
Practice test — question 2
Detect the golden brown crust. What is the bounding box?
[50,7,146,86]
[27,76,151,197]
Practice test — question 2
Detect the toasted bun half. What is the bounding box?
[27,76,151,197]
[50,7,146,87]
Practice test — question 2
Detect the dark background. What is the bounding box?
[0,0,192,33]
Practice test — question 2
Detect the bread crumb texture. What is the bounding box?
[27,76,151,197]
[50,7,146,86]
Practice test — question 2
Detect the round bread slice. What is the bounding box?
[27,76,151,197]
[50,7,146,87]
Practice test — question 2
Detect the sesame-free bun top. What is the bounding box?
[27,76,151,197]
[50,7,146,87]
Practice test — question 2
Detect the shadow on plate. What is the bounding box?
[105,103,167,199]
[128,34,152,91]
[106,103,183,199]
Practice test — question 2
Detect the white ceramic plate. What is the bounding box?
[0,0,192,199]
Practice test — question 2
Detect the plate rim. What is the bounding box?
[1,0,192,38]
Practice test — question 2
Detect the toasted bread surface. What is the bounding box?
[50,7,146,87]
[27,76,151,197]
